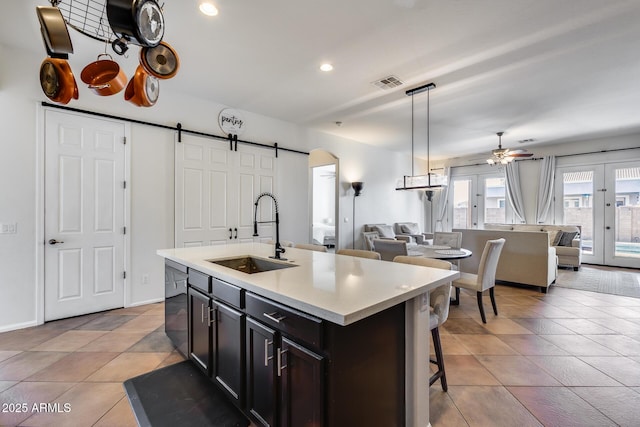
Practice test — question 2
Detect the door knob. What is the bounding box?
[48,239,64,245]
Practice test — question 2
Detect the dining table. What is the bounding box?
[408,244,472,260]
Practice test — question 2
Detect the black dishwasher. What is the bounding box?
[164,259,188,357]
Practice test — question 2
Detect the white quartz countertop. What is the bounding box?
[158,243,459,326]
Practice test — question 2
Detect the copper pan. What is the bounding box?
[39,57,79,105]
[125,65,159,107]
[81,54,127,96]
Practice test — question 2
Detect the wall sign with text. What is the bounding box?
[218,109,246,135]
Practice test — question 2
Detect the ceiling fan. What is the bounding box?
[487,132,533,165]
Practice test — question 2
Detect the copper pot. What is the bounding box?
[80,54,127,96]
[125,65,160,107]
[39,57,78,105]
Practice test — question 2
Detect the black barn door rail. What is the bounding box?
[41,102,309,158]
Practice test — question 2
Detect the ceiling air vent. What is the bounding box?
[372,75,404,90]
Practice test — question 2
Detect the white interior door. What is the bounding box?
[175,134,276,247]
[44,110,127,321]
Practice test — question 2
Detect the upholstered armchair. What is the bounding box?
[364,224,413,243]
[394,222,433,245]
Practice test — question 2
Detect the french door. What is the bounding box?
[555,162,640,268]
[604,162,640,267]
[449,173,510,230]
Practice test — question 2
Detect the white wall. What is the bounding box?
[306,131,426,250]
[0,45,42,330]
[0,44,422,331]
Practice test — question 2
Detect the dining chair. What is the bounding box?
[294,243,328,252]
[362,231,380,251]
[393,255,453,391]
[433,231,462,248]
[336,248,381,260]
[452,238,505,323]
[372,239,407,261]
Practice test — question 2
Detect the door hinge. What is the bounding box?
[123,226,127,235]
[123,271,127,279]
[123,181,127,189]
[122,136,127,145]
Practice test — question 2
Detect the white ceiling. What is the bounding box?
[3,0,640,161]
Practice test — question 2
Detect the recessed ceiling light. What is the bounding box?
[320,63,333,72]
[199,2,218,16]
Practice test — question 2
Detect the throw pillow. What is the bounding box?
[400,223,420,234]
[374,224,396,238]
[549,230,563,246]
[558,231,578,247]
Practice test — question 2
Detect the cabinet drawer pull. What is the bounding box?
[264,339,274,367]
[263,312,286,323]
[201,304,204,323]
[277,348,288,377]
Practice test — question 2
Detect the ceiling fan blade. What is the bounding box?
[508,152,534,158]
[505,148,529,154]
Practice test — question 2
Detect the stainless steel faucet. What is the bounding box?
[253,192,286,260]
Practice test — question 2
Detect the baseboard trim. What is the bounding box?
[128,297,164,307]
[0,319,39,333]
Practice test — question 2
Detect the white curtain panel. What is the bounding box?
[535,155,556,223]
[505,162,526,223]
[434,167,451,231]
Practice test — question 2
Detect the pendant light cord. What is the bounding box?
[411,93,415,176]
[427,88,430,177]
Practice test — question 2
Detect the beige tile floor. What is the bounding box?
[0,266,638,426]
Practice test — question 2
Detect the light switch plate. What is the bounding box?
[0,223,17,234]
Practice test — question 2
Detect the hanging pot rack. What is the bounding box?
[50,0,115,44]
[40,0,176,107]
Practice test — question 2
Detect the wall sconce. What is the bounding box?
[425,190,434,202]
[352,181,364,196]
[351,182,364,248]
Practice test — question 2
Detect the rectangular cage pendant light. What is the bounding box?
[396,82,447,191]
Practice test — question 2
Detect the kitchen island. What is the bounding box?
[158,243,459,427]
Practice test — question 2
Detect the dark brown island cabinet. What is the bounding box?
[165,262,406,427]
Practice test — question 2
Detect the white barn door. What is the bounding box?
[175,134,276,247]
[44,110,127,321]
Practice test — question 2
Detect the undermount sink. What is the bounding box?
[208,256,297,274]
